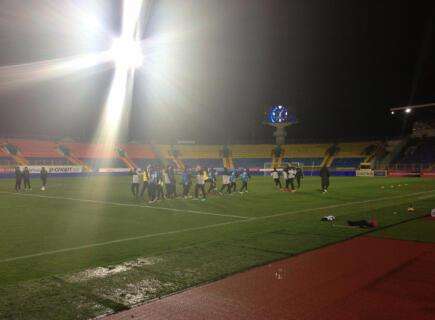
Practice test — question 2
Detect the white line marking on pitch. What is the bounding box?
[0,189,434,263]
[0,191,247,220]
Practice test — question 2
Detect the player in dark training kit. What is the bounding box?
[320,165,330,193]
[295,165,304,188]
[40,167,48,190]
[23,167,31,190]
[14,167,22,192]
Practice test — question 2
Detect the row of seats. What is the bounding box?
[6,139,61,158]
[156,145,222,159]
[120,144,156,159]
[335,141,377,157]
[0,138,381,169]
[233,158,270,168]
[1,139,378,159]
[231,145,275,158]
[61,142,117,158]
[0,156,363,169]
[283,144,329,157]
[331,157,365,168]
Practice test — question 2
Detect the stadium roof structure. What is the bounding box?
[390,102,435,114]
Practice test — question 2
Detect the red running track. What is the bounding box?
[105,236,435,320]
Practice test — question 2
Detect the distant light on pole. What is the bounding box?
[405,108,411,114]
[390,111,395,115]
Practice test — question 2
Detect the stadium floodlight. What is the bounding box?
[391,111,395,115]
[110,37,143,68]
[94,0,144,150]
[390,102,435,114]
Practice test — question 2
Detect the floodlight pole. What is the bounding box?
[264,122,291,145]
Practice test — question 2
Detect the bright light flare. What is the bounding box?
[405,108,412,114]
[0,52,112,92]
[93,0,144,159]
[110,38,143,68]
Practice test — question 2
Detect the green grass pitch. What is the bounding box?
[0,175,434,319]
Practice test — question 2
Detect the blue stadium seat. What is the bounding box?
[233,158,270,168]
[331,157,364,168]
[283,158,323,166]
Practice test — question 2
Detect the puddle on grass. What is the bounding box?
[101,279,176,305]
[66,257,162,283]
[77,302,113,316]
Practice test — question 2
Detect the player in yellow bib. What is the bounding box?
[140,166,149,197]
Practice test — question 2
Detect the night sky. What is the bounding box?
[0,0,434,144]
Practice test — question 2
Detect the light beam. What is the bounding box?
[93,0,145,163]
[0,51,113,92]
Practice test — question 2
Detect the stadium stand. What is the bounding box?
[335,141,377,157]
[3,138,424,172]
[0,140,29,165]
[6,139,71,165]
[283,143,329,157]
[177,145,223,168]
[331,157,365,168]
[176,145,221,159]
[8,139,60,158]
[0,144,16,165]
[120,143,156,169]
[155,144,223,169]
[231,144,273,168]
[60,142,116,159]
[373,139,403,169]
[183,158,222,168]
[231,144,272,158]
[329,141,378,168]
[233,158,270,168]
[284,143,329,167]
[395,136,435,165]
[60,142,132,170]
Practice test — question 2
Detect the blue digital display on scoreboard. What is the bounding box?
[267,105,293,124]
